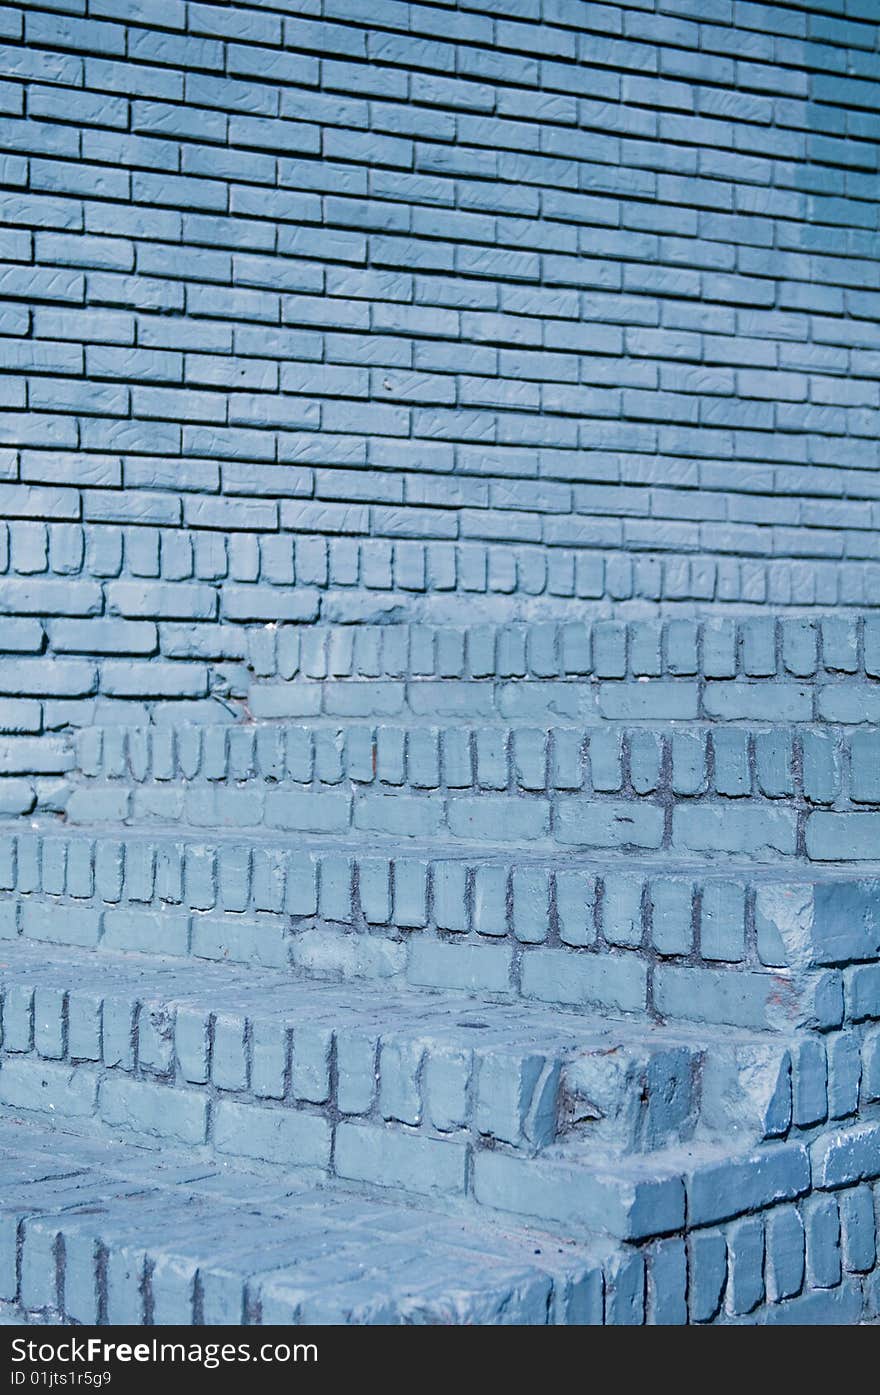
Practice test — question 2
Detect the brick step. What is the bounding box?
[0,942,791,1174]
[236,611,880,727]
[17,611,880,739]
[244,617,880,687]
[0,884,826,1030]
[14,672,880,744]
[2,827,878,1026]
[33,720,879,865]
[1,1114,874,1326]
[3,940,873,1177]
[51,722,880,813]
[0,1080,801,1251]
[0,1116,619,1325]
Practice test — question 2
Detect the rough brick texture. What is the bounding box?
[1,0,880,1331]
[0,0,880,720]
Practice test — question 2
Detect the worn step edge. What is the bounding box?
[0,940,789,1159]
[4,830,879,972]
[0,1091,701,1246]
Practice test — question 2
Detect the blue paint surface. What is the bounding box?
[0,0,879,1326]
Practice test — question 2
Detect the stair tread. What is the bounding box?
[0,1115,613,1325]
[0,937,778,1051]
[11,818,880,877]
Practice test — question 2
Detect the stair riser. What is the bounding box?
[240,618,880,690]
[0,1017,567,1159]
[60,784,808,858]
[14,672,880,745]
[53,785,880,863]
[18,675,880,740]
[59,723,880,807]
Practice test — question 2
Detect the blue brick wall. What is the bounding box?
[0,0,879,710]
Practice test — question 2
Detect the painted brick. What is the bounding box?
[674,806,796,857]
[807,813,880,863]
[726,1217,764,1316]
[804,1195,842,1290]
[473,1151,684,1244]
[335,1122,466,1196]
[214,1100,330,1169]
[655,966,788,1031]
[520,948,647,1015]
[765,1206,805,1304]
[688,1229,726,1324]
[556,800,664,851]
[812,1122,880,1190]
[0,0,875,1333]
[688,1146,810,1228]
[99,1075,207,1145]
[407,940,512,995]
[839,1187,876,1275]
[0,1058,96,1118]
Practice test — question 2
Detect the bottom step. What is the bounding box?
[0,1117,614,1326]
[1,1116,875,1325]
